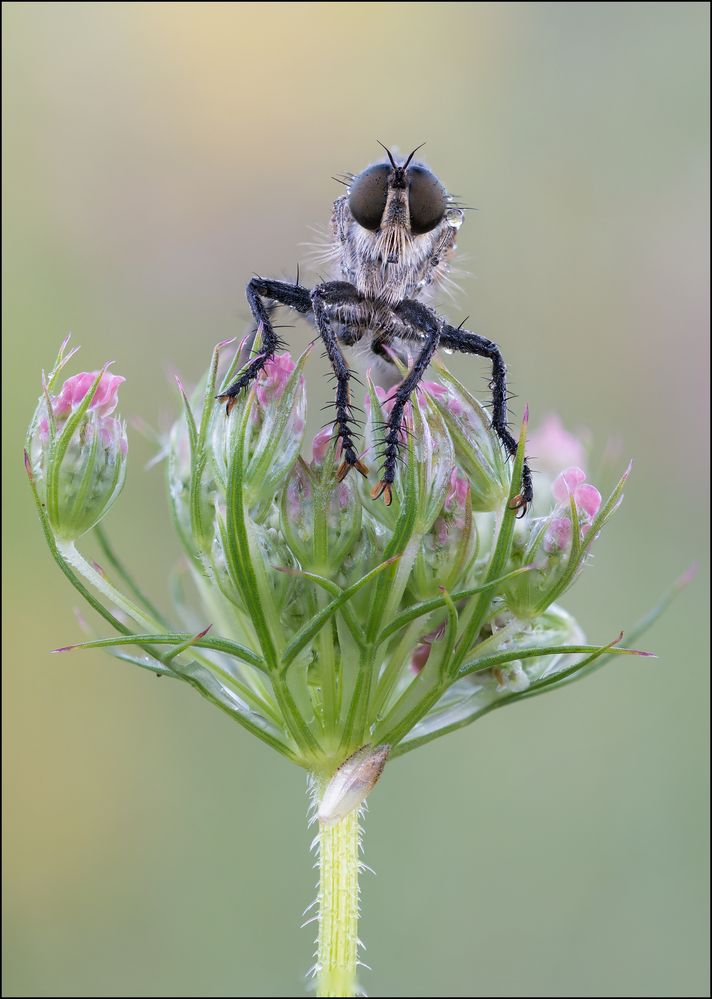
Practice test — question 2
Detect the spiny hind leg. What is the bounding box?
[311,281,369,481]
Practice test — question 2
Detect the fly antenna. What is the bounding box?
[376,140,397,170]
[404,142,427,169]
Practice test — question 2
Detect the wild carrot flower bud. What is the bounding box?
[411,468,478,599]
[26,361,127,540]
[167,377,217,561]
[210,499,301,615]
[211,350,307,518]
[279,432,362,575]
[472,606,587,697]
[360,379,454,534]
[168,344,308,563]
[420,364,511,511]
[504,445,628,617]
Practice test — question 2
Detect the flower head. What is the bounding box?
[29,338,645,784]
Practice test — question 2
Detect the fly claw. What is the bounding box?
[370,480,393,506]
[508,493,530,519]
[219,393,238,416]
[337,457,369,482]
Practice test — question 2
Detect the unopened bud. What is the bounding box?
[27,366,128,540]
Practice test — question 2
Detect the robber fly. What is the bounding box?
[218,142,533,511]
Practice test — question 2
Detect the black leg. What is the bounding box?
[370,300,442,505]
[438,322,533,513]
[218,278,311,411]
[310,282,368,481]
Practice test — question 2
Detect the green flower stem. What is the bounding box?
[339,643,376,753]
[25,463,134,641]
[56,538,284,719]
[273,673,323,761]
[56,538,160,634]
[316,799,361,998]
[370,618,424,719]
[372,671,446,749]
[56,538,284,728]
[190,565,276,710]
[315,586,338,737]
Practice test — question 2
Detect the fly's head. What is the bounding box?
[332,144,465,305]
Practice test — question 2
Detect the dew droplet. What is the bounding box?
[446,209,464,229]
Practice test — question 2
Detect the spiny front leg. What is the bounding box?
[217,277,311,412]
[371,301,442,506]
[310,282,368,482]
[439,322,533,514]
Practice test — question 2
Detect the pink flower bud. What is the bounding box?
[255,353,297,406]
[421,379,465,417]
[285,466,312,521]
[444,468,469,512]
[552,466,587,503]
[573,482,602,519]
[419,369,511,511]
[279,457,361,573]
[364,383,418,437]
[368,384,391,410]
[551,468,602,525]
[410,641,433,675]
[420,380,448,402]
[312,426,339,465]
[544,516,573,552]
[336,482,350,510]
[28,365,128,540]
[364,384,402,421]
[409,622,447,675]
[54,371,125,420]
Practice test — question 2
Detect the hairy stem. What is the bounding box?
[315,785,361,998]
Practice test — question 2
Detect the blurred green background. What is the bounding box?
[3,3,709,996]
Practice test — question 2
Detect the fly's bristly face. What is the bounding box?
[332,143,466,306]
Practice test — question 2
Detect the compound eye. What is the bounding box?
[348,163,390,231]
[408,164,447,235]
